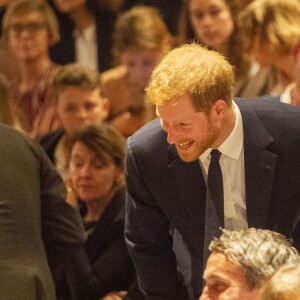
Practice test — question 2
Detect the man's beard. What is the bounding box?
[176,119,220,162]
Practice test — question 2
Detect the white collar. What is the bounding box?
[200,102,243,162]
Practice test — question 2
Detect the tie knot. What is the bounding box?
[210,149,221,163]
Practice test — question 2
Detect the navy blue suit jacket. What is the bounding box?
[125,98,300,300]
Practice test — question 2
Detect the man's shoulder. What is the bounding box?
[235,96,300,117]
[126,118,170,160]
[129,118,166,146]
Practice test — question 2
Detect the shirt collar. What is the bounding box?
[200,102,243,162]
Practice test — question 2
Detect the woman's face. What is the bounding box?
[70,141,122,203]
[188,0,234,50]
[7,11,50,62]
[120,48,164,88]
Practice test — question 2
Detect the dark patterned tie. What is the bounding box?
[203,149,224,265]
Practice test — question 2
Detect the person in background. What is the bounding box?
[239,0,300,96]
[200,228,300,300]
[0,0,19,81]
[40,63,109,181]
[125,43,300,299]
[121,0,183,36]
[0,72,22,129]
[2,0,62,139]
[48,0,117,72]
[102,5,173,137]
[280,37,300,106]
[261,263,300,300]
[0,122,85,299]
[54,124,138,300]
[178,0,275,98]
[2,0,60,139]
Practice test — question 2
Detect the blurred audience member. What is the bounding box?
[239,0,300,96]
[179,0,275,98]
[40,63,109,181]
[48,0,117,72]
[102,5,173,137]
[281,37,300,106]
[121,0,183,36]
[0,0,19,80]
[2,0,61,139]
[261,263,300,300]
[200,228,300,300]
[54,124,138,300]
[0,73,22,129]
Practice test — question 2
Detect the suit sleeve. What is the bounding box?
[35,142,86,269]
[124,137,188,300]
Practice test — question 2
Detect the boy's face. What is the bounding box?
[57,86,109,135]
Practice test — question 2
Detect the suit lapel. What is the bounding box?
[239,103,277,228]
[165,145,206,246]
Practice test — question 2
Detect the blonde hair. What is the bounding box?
[146,43,234,112]
[261,263,300,300]
[112,5,172,63]
[239,0,300,54]
[2,0,60,45]
[210,228,300,290]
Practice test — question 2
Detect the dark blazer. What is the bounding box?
[39,129,65,164]
[0,124,85,300]
[124,98,300,300]
[49,11,115,72]
[54,187,136,300]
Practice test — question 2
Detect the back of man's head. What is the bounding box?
[53,63,104,100]
[210,228,300,289]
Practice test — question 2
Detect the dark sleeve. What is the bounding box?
[124,138,188,300]
[54,225,135,300]
[36,142,86,270]
[125,277,145,300]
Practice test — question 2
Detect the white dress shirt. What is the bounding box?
[74,24,98,71]
[199,102,248,230]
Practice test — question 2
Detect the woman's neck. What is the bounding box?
[84,190,114,223]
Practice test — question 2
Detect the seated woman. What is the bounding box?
[54,124,138,300]
[239,0,300,96]
[101,5,174,137]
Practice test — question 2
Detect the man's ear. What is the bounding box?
[211,99,228,117]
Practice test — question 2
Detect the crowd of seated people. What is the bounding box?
[40,62,109,180]
[1,0,300,299]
